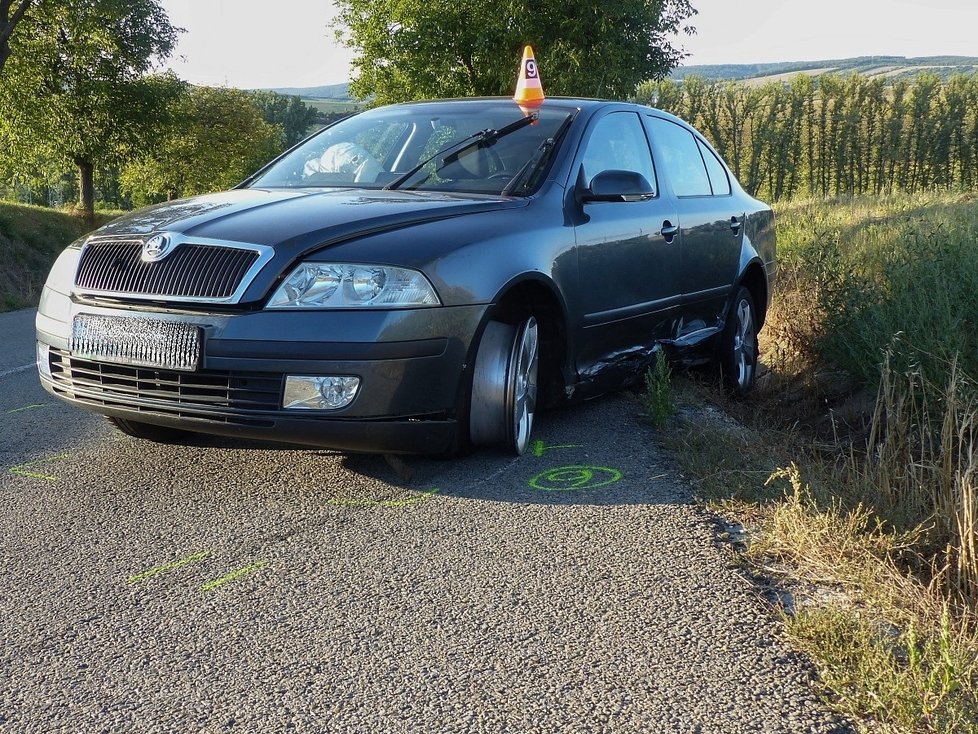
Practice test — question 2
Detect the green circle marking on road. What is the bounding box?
[529,465,622,491]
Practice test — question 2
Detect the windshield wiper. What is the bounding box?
[501,113,574,196]
[384,113,539,191]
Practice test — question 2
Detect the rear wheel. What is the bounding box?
[468,316,539,455]
[106,416,196,444]
[719,286,758,397]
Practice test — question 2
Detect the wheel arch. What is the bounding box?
[736,259,769,331]
[488,275,572,409]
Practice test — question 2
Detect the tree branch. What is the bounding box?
[0,0,33,73]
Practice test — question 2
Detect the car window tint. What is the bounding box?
[648,117,711,197]
[581,112,656,194]
[699,139,731,195]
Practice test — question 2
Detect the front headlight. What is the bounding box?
[267,263,440,309]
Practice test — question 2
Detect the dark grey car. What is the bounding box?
[35,98,775,455]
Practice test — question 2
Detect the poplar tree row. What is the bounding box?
[634,73,978,201]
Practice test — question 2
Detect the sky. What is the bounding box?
[157,0,978,89]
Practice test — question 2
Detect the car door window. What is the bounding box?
[581,112,656,194]
[699,140,731,195]
[648,117,711,197]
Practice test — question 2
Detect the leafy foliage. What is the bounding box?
[249,91,319,148]
[120,86,281,205]
[0,0,32,74]
[635,72,978,201]
[333,0,696,104]
[0,0,180,219]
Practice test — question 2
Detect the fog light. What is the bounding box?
[283,375,360,410]
[36,342,51,379]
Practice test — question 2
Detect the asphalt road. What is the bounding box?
[1,307,852,733]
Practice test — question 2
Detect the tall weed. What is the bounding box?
[771,193,978,391]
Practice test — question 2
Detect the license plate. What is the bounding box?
[70,314,201,371]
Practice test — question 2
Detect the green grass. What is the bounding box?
[640,351,675,427]
[0,201,119,311]
[771,192,978,390]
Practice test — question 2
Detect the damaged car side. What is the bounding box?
[36,98,775,455]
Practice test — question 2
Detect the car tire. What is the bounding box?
[106,416,196,444]
[719,286,758,397]
[468,316,539,455]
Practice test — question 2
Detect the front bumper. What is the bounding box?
[36,289,488,453]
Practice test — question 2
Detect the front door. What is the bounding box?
[571,110,682,382]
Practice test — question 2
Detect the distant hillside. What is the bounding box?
[670,55,978,83]
[255,55,978,98]
[259,83,352,100]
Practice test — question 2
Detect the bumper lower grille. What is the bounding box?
[48,349,282,424]
[75,238,260,300]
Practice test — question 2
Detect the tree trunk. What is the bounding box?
[76,158,95,226]
[0,0,34,76]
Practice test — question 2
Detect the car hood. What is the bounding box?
[95,187,527,254]
[89,188,529,305]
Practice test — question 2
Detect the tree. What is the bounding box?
[0,0,31,75]
[120,86,282,205]
[0,0,179,221]
[333,0,697,104]
[250,91,320,149]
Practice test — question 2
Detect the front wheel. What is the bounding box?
[468,316,539,455]
[719,286,758,397]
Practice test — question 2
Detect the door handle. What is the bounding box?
[729,216,742,234]
[660,220,678,242]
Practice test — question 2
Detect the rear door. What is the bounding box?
[646,116,744,336]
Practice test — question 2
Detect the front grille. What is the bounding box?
[48,349,282,424]
[75,238,260,300]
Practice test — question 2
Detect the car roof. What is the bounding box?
[379,96,688,127]
[382,96,635,112]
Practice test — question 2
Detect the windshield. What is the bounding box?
[248,101,576,196]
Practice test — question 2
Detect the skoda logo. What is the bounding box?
[141,234,173,262]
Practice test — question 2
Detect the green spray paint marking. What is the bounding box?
[201,561,267,593]
[8,453,69,481]
[128,550,210,584]
[531,440,582,457]
[327,486,440,508]
[5,403,50,414]
[529,465,622,491]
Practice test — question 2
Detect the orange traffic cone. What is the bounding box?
[514,45,545,115]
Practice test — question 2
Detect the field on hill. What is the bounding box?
[299,98,360,115]
[671,55,978,83]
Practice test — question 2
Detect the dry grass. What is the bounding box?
[665,191,978,732]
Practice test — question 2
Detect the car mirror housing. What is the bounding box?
[577,169,655,204]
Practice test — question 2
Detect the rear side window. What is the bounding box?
[648,117,711,197]
[699,140,731,195]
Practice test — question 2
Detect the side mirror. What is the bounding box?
[577,169,655,204]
